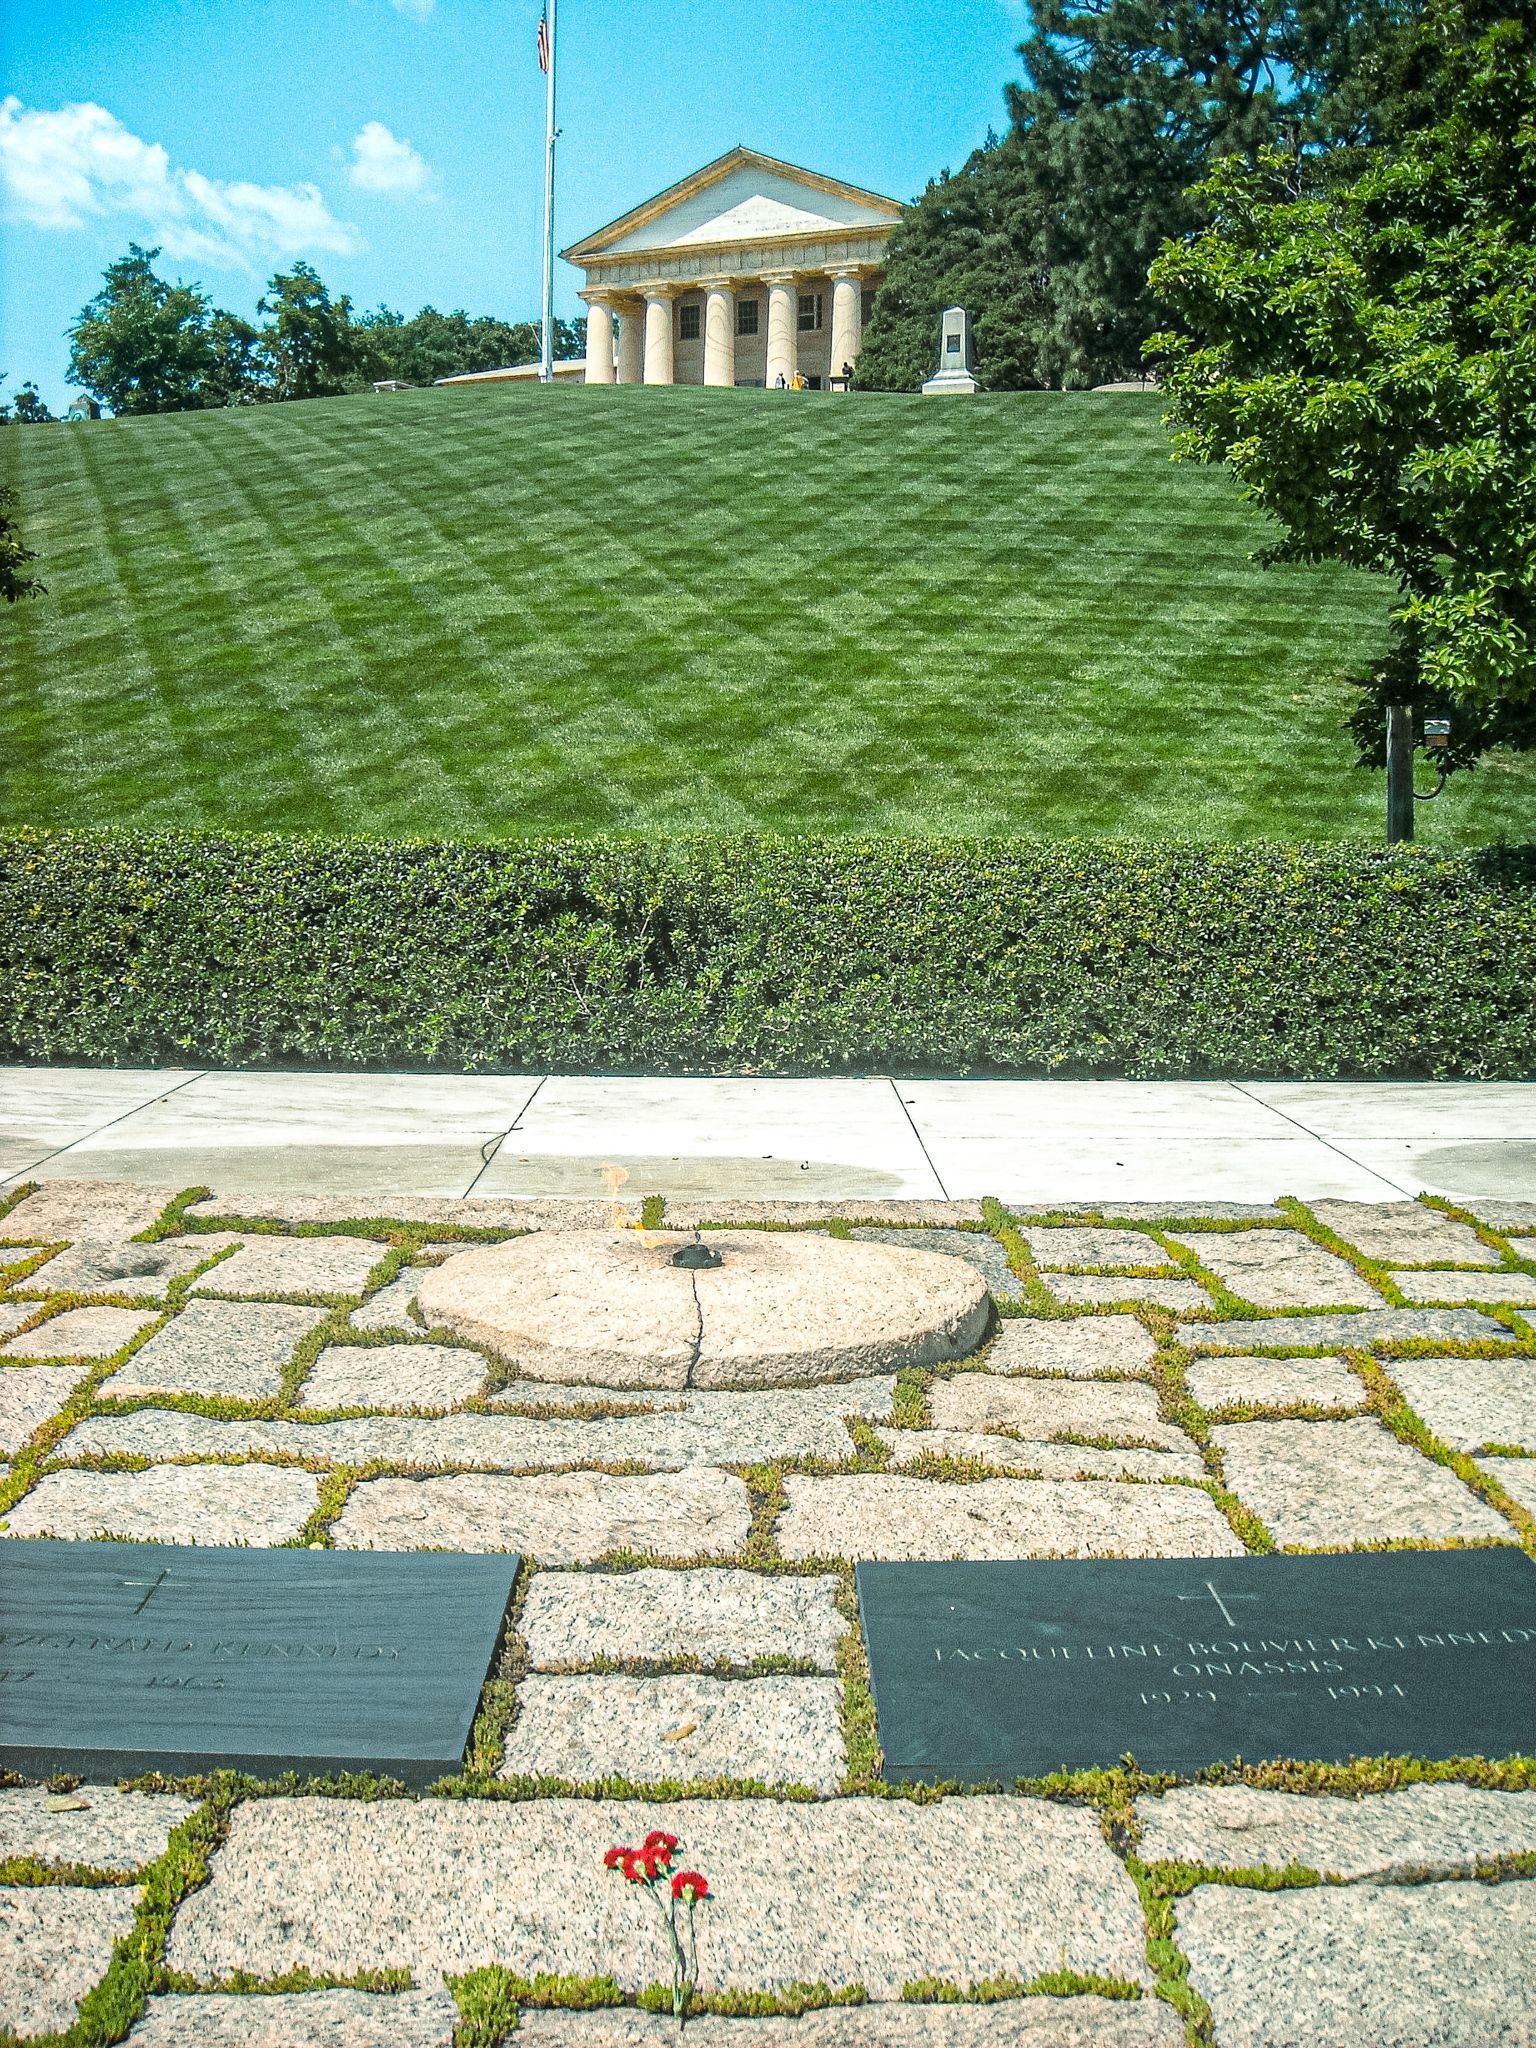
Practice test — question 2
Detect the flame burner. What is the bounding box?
[416,1229,993,1389]
[670,1241,724,1270]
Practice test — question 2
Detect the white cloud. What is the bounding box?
[0,95,360,271]
[390,0,435,19]
[347,120,435,196]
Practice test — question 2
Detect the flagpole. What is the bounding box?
[539,0,558,382]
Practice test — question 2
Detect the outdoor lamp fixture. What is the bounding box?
[1385,709,1450,842]
[1418,719,1451,804]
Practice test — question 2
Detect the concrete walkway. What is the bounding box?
[2,1067,1534,1206]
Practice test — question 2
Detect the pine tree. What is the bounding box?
[859,0,1416,391]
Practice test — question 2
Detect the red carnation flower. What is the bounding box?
[619,1849,651,1883]
[603,1845,629,1870]
[671,1869,710,1904]
[643,1830,680,1859]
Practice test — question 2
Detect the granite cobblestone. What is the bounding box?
[1210,1417,1513,1547]
[163,1794,1151,1998]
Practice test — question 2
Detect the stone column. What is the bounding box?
[763,272,798,388]
[703,280,736,388]
[643,288,677,385]
[827,267,864,382]
[615,303,644,385]
[582,296,614,384]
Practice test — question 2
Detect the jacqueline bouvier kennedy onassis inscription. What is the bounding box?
[856,1549,1536,1780]
[0,1540,519,1787]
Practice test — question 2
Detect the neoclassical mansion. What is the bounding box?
[564,148,903,389]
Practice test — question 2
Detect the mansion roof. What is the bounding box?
[561,147,903,289]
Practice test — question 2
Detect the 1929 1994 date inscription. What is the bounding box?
[858,1550,1536,1781]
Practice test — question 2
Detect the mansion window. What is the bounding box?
[797,292,823,332]
[678,302,701,341]
[736,297,760,337]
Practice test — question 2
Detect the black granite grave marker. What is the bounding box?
[857,1549,1536,1781]
[0,1540,518,1787]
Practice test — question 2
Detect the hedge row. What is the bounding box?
[1,831,1533,1078]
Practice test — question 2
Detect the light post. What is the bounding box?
[1385,708,1451,844]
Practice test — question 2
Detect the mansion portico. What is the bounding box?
[563,148,902,389]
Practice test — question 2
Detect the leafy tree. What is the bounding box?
[359,305,587,384]
[0,484,45,603]
[256,262,380,400]
[1149,0,1536,772]
[853,135,1052,392]
[68,246,260,413]
[859,0,1414,391]
[0,379,55,424]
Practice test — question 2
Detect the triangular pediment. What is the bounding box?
[561,147,902,264]
[671,193,852,245]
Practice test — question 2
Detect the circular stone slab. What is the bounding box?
[415,1230,993,1389]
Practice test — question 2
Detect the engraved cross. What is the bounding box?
[1176,1580,1259,1629]
[119,1568,171,1614]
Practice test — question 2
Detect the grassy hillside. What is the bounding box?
[2,383,1530,841]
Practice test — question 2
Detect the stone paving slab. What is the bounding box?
[1019,1204,1283,1223]
[1307,1199,1500,1266]
[107,1298,329,1401]
[3,1462,321,1544]
[2,1305,158,1358]
[349,1269,427,1333]
[1136,1783,1536,1881]
[987,1318,1157,1378]
[1168,1231,1368,1309]
[501,1674,846,1791]
[193,1235,389,1299]
[164,1794,1151,1998]
[332,1469,753,1562]
[62,1378,896,1471]
[1043,1276,1210,1311]
[0,1785,198,1873]
[1179,1306,1513,1350]
[874,1428,1207,1482]
[124,1992,461,2048]
[485,1381,686,1412]
[1177,1877,1536,2048]
[1466,1200,1536,1234]
[0,1303,34,1338]
[775,1474,1243,1561]
[0,1882,139,2037]
[930,1375,1195,1452]
[1387,1356,1536,1453]
[191,1192,615,1229]
[673,1201,986,1228]
[1183,1354,1365,1413]
[0,1363,83,1452]
[1019,1227,1171,1268]
[519,1568,847,1669]
[298,1343,489,1411]
[1210,1417,1513,1547]
[517,2004,1185,2046]
[16,1235,240,1301]
[849,1226,1025,1301]
[0,1179,176,1244]
[1390,1267,1536,1304]
[1477,1454,1536,1513]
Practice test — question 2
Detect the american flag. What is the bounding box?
[536,5,550,71]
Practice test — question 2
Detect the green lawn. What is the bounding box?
[3,383,1531,840]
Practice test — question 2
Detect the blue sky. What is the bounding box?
[2,0,1027,408]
